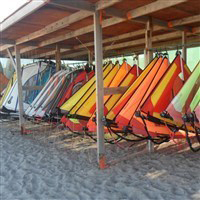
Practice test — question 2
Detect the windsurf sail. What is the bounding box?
[0,73,16,109]
[87,64,143,132]
[60,62,114,114]
[166,61,200,123]
[0,72,9,93]
[1,61,56,113]
[105,56,159,122]
[130,53,192,142]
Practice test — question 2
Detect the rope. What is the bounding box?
[183,121,200,152]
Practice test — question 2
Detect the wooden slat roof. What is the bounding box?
[0,0,200,60]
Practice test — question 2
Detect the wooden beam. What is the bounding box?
[15,45,25,134]
[18,17,124,54]
[6,48,16,71]
[64,29,200,59]
[94,10,106,169]
[32,25,163,58]
[1,0,48,32]
[104,86,129,95]
[3,0,191,56]
[168,14,200,27]
[103,36,200,59]
[49,0,95,12]
[127,0,187,20]
[16,11,91,45]
[96,0,122,10]
[1,39,15,45]
[16,0,121,46]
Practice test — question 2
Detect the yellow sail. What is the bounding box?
[0,73,17,108]
[60,62,114,112]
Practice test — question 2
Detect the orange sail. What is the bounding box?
[0,73,9,93]
[141,54,191,119]
[61,62,120,131]
[114,56,164,127]
[106,56,159,122]
[130,54,192,139]
[87,64,142,132]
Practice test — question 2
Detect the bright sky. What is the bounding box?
[0,0,27,22]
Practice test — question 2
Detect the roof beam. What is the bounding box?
[2,0,191,56]
[95,0,122,10]
[1,0,122,52]
[105,36,200,58]
[48,1,95,12]
[49,0,123,12]
[1,39,15,45]
[168,14,200,27]
[6,48,16,71]
[64,28,200,59]
[31,25,163,58]
[127,0,188,19]
[18,17,124,54]
[15,10,92,46]
[0,0,49,32]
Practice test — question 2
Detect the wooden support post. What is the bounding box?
[6,48,17,71]
[136,55,140,76]
[144,17,153,67]
[94,10,106,169]
[88,50,93,65]
[15,45,25,134]
[55,44,61,72]
[182,31,187,63]
[144,18,154,153]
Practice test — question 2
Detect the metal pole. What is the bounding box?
[15,45,25,134]
[94,10,106,169]
[144,17,154,153]
[182,31,187,63]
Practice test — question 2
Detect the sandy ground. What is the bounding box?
[0,120,200,200]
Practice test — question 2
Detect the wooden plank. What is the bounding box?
[1,39,15,45]
[15,45,25,134]
[104,36,200,58]
[18,17,124,54]
[64,28,200,59]
[32,25,163,58]
[104,86,129,95]
[5,1,191,55]
[96,0,122,10]
[6,48,16,71]
[168,14,200,27]
[49,0,95,12]
[94,11,106,169]
[5,0,121,48]
[16,10,91,45]
[1,0,48,32]
[22,86,44,91]
[127,0,188,20]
